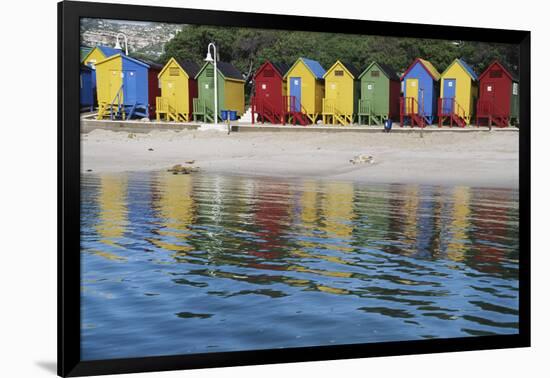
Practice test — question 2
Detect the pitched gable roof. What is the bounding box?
[272,62,290,77]
[285,58,326,79]
[80,46,92,62]
[401,58,441,81]
[216,61,243,80]
[457,59,478,81]
[418,59,441,80]
[441,58,478,81]
[176,59,200,78]
[359,61,400,81]
[95,53,150,69]
[195,61,244,81]
[323,60,360,79]
[377,63,400,81]
[301,58,326,79]
[479,60,518,82]
[254,61,289,79]
[340,61,360,78]
[97,46,123,57]
[159,58,200,78]
[139,58,163,71]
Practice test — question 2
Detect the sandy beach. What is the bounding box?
[81,128,519,188]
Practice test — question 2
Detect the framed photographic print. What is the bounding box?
[58,0,530,376]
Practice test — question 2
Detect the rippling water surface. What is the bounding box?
[81,172,519,360]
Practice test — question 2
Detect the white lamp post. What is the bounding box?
[115,33,129,55]
[204,43,218,125]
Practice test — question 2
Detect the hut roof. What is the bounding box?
[441,58,478,81]
[480,60,518,82]
[96,53,150,68]
[254,61,290,79]
[377,63,400,81]
[272,62,291,77]
[324,60,360,79]
[401,58,441,81]
[139,58,163,71]
[285,58,326,79]
[176,59,201,78]
[80,46,93,62]
[340,61,360,78]
[457,59,478,81]
[81,45,123,64]
[217,61,244,80]
[300,58,326,79]
[158,58,200,78]
[97,45,123,57]
[359,61,400,81]
[195,61,244,81]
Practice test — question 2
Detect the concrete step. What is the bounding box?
[239,106,256,123]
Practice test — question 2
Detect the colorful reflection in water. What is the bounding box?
[81,172,519,360]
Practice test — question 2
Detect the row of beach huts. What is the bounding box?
[80,45,519,127]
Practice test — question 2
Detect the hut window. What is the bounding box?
[489,69,502,78]
[371,70,380,77]
[264,69,274,77]
[513,83,519,95]
[206,68,214,77]
[335,70,344,77]
[169,67,180,76]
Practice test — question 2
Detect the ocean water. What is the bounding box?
[80,172,519,361]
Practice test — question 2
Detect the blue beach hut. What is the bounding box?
[400,58,441,126]
[80,64,94,112]
[95,54,154,119]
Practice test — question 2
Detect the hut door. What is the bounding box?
[123,71,137,104]
[481,82,495,115]
[109,70,122,104]
[363,81,375,113]
[167,81,177,109]
[443,79,456,114]
[405,79,419,113]
[483,82,495,100]
[203,67,215,111]
[290,77,301,112]
[258,81,271,103]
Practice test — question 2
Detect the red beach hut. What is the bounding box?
[476,61,519,127]
[251,61,290,124]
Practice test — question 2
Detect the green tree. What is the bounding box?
[160,24,519,100]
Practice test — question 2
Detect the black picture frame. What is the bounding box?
[58,1,531,376]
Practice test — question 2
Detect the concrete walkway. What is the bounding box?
[80,114,519,134]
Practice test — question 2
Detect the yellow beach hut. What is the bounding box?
[284,58,326,125]
[81,46,123,107]
[156,58,200,122]
[322,60,359,125]
[438,58,478,126]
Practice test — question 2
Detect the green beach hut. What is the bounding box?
[193,61,245,122]
[357,62,401,125]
